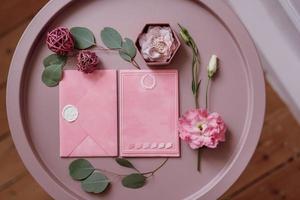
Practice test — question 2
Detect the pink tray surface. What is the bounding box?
[6,0,265,199]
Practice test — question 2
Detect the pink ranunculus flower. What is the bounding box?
[178,108,226,149]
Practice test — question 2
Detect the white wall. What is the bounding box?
[228,0,300,124]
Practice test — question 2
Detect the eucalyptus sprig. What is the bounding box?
[42,26,142,87]
[42,27,98,87]
[69,158,168,193]
[42,54,67,87]
[70,27,97,49]
[178,24,201,108]
[69,159,110,193]
[100,27,141,69]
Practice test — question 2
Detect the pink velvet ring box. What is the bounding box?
[59,70,118,157]
[135,23,181,66]
[119,70,180,157]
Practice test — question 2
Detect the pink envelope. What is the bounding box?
[59,70,118,157]
[119,70,180,157]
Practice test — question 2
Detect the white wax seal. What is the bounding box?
[62,105,79,122]
[140,74,156,89]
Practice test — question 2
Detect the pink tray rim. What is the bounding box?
[6,0,265,199]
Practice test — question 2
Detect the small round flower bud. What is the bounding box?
[208,54,218,79]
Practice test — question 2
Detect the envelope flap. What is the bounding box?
[59,120,87,157]
[76,90,117,155]
[70,136,110,156]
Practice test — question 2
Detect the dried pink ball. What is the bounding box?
[76,50,99,73]
[46,27,74,55]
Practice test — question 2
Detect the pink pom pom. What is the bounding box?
[46,27,74,55]
[77,50,99,73]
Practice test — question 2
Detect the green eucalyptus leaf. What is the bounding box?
[100,27,122,49]
[43,54,67,68]
[115,158,135,169]
[119,51,131,62]
[81,172,110,193]
[69,159,95,180]
[122,173,146,189]
[70,27,95,49]
[119,38,136,62]
[41,64,63,87]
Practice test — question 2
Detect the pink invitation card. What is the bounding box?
[119,70,180,157]
[59,70,118,157]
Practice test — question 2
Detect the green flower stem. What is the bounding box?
[205,78,211,110]
[190,36,201,172]
[193,53,200,109]
[194,93,199,109]
[189,35,200,109]
[178,24,202,172]
[197,148,201,172]
[197,77,212,172]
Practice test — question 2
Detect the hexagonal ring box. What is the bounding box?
[135,23,181,65]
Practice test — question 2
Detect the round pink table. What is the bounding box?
[6,0,265,199]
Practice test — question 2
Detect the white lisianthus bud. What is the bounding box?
[208,54,218,79]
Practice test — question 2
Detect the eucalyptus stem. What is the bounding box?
[89,41,117,51]
[131,59,141,70]
[95,168,127,177]
[93,45,118,51]
[97,158,168,179]
[133,166,141,174]
[142,158,169,176]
